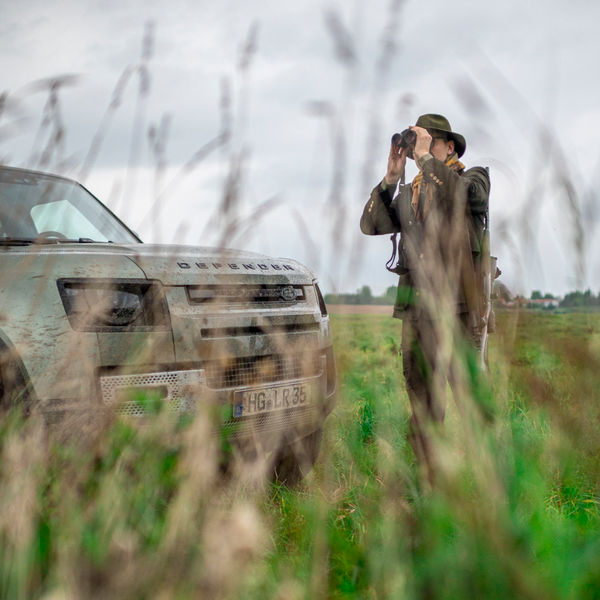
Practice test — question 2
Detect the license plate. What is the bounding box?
[233,382,314,418]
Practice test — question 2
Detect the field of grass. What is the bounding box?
[1,310,600,598]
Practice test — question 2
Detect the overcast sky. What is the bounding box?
[1,0,598,296]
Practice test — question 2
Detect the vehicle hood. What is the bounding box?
[5,243,315,285]
[129,244,314,285]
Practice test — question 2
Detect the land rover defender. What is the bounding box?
[0,165,336,482]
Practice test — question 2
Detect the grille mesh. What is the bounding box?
[203,353,322,389]
[100,369,204,415]
[223,405,318,439]
[99,354,324,419]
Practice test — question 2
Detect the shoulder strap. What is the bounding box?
[385,176,409,275]
[385,233,400,273]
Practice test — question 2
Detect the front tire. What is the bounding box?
[273,428,323,486]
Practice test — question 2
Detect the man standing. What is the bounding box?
[360,114,490,481]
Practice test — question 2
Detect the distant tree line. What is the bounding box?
[324,285,600,309]
[558,289,600,308]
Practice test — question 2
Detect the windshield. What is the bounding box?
[0,168,140,244]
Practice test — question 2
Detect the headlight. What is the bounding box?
[57,279,170,331]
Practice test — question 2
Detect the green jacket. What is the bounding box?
[360,156,490,319]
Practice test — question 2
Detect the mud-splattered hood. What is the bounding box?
[129,244,314,286]
[4,243,315,285]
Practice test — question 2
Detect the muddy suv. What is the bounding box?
[0,166,336,481]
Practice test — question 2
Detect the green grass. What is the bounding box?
[1,311,600,598]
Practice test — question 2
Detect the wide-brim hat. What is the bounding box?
[415,113,466,158]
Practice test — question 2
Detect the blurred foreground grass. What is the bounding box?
[1,311,600,599]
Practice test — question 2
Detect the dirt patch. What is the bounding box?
[327,304,393,315]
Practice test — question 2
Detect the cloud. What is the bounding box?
[1,0,599,295]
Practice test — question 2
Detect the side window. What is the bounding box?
[30,200,107,241]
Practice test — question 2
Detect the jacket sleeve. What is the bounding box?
[360,181,402,235]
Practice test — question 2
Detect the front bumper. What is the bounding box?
[97,348,336,442]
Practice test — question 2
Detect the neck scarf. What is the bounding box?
[411,153,465,222]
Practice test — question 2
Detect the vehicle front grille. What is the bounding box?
[200,322,320,338]
[186,284,306,307]
[203,353,322,390]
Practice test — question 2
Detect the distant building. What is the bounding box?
[495,296,561,309]
[525,297,561,308]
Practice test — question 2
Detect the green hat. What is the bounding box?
[415,113,466,158]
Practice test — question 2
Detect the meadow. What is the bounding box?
[2,9,599,597]
[1,309,599,598]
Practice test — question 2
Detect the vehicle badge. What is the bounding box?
[281,286,296,302]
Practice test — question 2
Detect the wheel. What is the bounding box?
[0,346,30,414]
[273,428,323,486]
